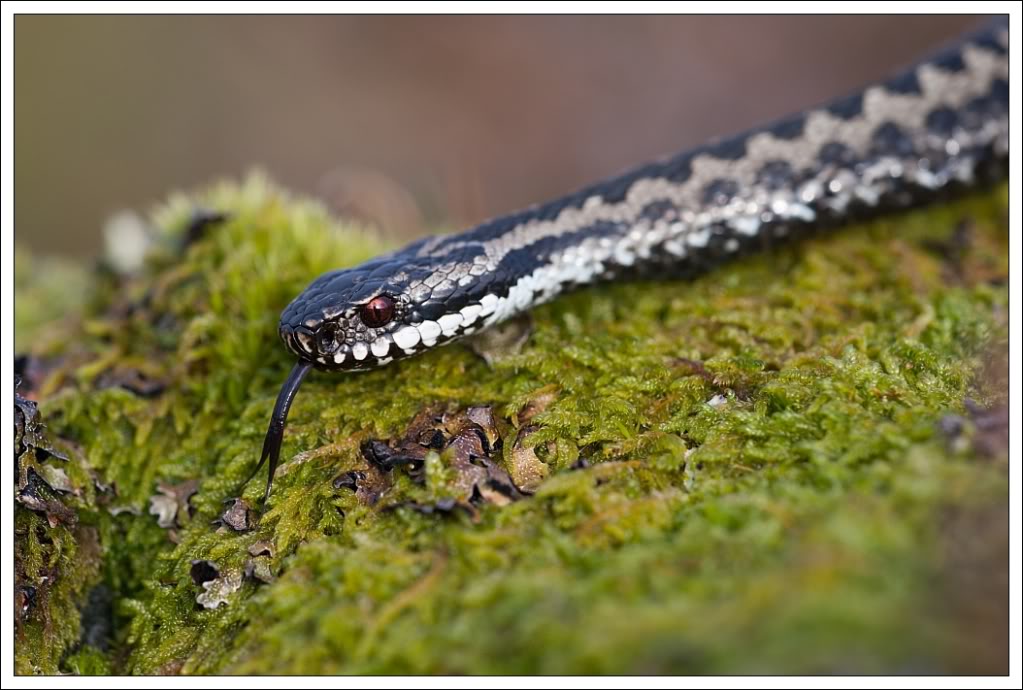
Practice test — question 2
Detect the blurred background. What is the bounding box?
[15,15,986,257]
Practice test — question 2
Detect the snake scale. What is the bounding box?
[247,18,1009,502]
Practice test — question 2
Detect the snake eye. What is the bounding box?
[359,295,396,328]
[316,322,340,354]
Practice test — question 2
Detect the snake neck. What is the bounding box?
[402,19,1007,329]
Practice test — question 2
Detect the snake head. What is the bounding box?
[278,250,497,370]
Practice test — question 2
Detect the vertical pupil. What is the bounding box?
[361,295,395,327]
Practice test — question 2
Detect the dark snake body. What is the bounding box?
[250,19,1009,501]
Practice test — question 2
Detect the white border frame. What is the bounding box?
[2,3,1018,687]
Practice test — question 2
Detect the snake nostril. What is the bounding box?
[316,323,340,354]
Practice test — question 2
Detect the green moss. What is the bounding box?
[61,645,113,676]
[15,174,1008,674]
[14,246,93,352]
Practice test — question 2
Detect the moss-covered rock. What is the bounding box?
[14,386,105,675]
[14,175,1008,674]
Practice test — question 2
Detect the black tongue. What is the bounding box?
[242,360,314,505]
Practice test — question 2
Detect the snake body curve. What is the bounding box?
[250,19,1009,501]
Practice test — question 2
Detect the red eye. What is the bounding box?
[359,295,396,328]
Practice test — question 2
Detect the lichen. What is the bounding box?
[14,174,1008,674]
[14,386,104,675]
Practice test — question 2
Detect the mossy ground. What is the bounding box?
[14,175,1008,674]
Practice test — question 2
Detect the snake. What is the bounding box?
[246,18,1009,503]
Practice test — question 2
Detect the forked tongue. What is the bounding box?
[242,360,313,505]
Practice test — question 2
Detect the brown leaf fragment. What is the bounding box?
[196,569,243,609]
[402,405,447,440]
[149,492,177,528]
[360,439,395,466]
[332,470,362,491]
[17,469,78,527]
[334,461,394,507]
[15,379,69,463]
[243,558,275,585]
[439,415,524,506]
[505,425,550,494]
[446,423,489,463]
[214,498,254,532]
[148,479,199,529]
[37,464,74,494]
[360,409,454,486]
[364,404,540,512]
[361,438,429,471]
[477,457,521,504]
[441,424,491,502]
[465,405,501,450]
[247,540,276,558]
